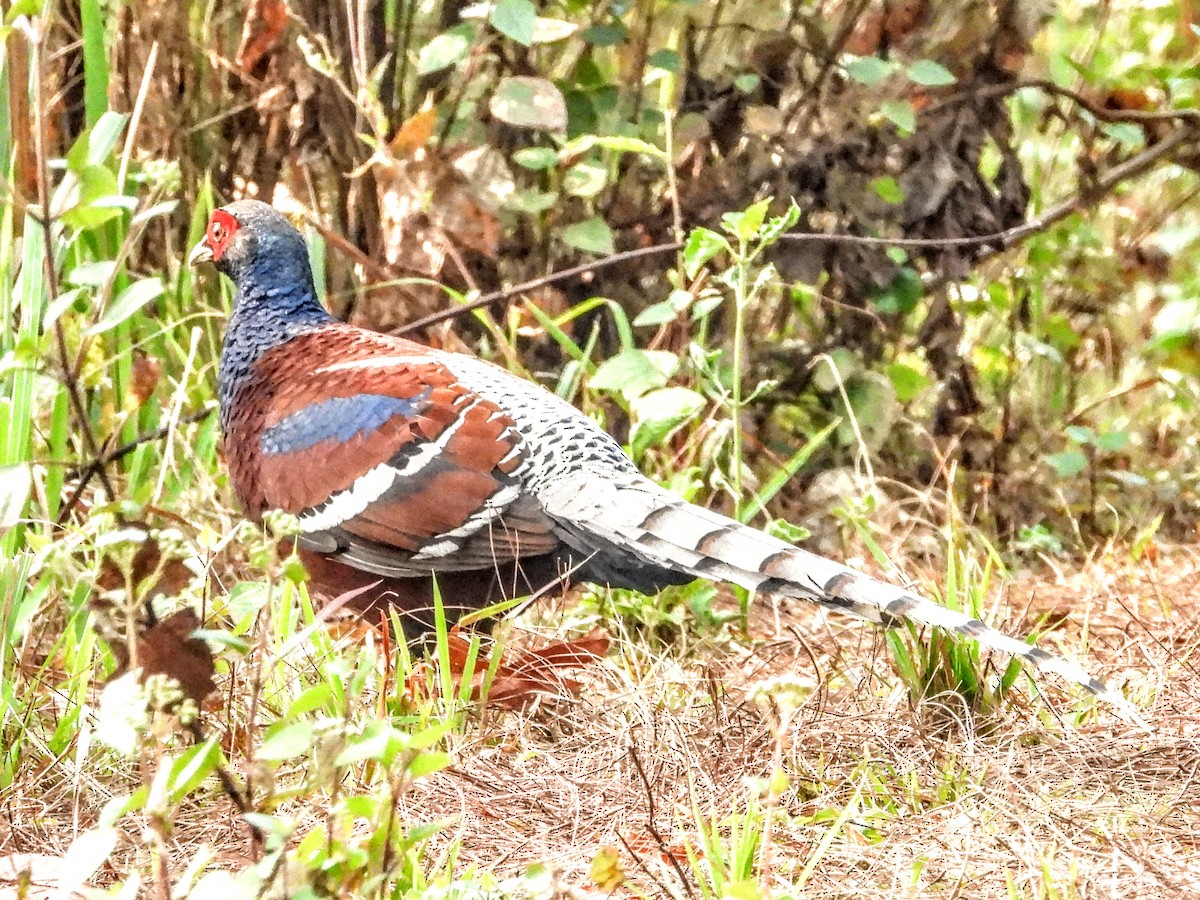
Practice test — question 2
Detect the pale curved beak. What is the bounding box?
[187,240,214,269]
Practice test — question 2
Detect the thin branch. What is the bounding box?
[927,77,1200,127]
[58,409,215,526]
[627,739,698,899]
[392,121,1193,337]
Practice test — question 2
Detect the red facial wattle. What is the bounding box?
[206,209,239,262]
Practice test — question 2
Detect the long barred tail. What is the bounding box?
[564,479,1142,721]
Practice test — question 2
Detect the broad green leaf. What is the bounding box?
[490,76,567,131]
[1093,430,1130,453]
[886,362,931,403]
[417,24,474,75]
[721,198,770,243]
[168,738,220,802]
[1044,449,1088,477]
[562,160,607,197]
[560,134,666,159]
[872,268,922,316]
[491,0,536,46]
[844,55,893,85]
[88,277,165,335]
[257,719,316,761]
[285,684,334,719]
[591,348,679,399]
[61,165,124,229]
[334,722,399,767]
[1101,121,1145,146]
[881,99,916,134]
[580,24,626,46]
[869,176,905,204]
[409,750,452,779]
[512,146,559,170]
[561,216,614,255]
[683,227,728,279]
[68,260,117,288]
[634,289,692,327]
[505,189,558,214]
[648,48,680,72]
[631,387,705,457]
[1064,425,1096,445]
[734,73,760,92]
[907,59,956,86]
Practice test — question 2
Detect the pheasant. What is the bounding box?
[188,199,1134,713]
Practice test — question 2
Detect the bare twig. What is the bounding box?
[392,121,1192,337]
[627,739,697,899]
[927,77,1200,127]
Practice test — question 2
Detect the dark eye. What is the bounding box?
[210,221,225,244]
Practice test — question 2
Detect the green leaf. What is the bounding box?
[490,76,567,131]
[562,160,607,197]
[869,176,905,204]
[590,349,679,399]
[61,165,124,230]
[630,387,705,456]
[505,189,558,214]
[880,99,916,134]
[647,49,680,72]
[512,146,559,170]
[1101,121,1145,147]
[872,268,922,316]
[409,750,452,779]
[257,719,316,761]
[734,73,760,93]
[491,0,536,46]
[682,227,728,279]
[1093,430,1130,453]
[907,59,956,86]
[1044,449,1089,477]
[167,738,220,802]
[886,362,931,403]
[417,24,474,75]
[285,684,334,719]
[766,518,810,543]
[845,55,894,85]
[1064,425,1096,445]
[580,24,626,46]
[88,277,164,335]
[633,289,692,327]
[561,217,614,255]
[721,198,771,243]
[334,722,399,767]
[89,111,128,164]
[68,260,117,288]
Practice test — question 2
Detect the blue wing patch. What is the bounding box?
[260,391,430,455]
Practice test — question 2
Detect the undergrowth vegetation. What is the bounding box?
[1,0,1197,897]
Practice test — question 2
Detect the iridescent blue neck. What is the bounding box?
[217,261,335,430]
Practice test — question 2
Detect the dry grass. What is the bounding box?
[2,546,1197,899]
[390,549,1194,896]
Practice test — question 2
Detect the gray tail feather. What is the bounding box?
[579,483,1144,724]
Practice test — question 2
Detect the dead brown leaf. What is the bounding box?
[237,0,289,74]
